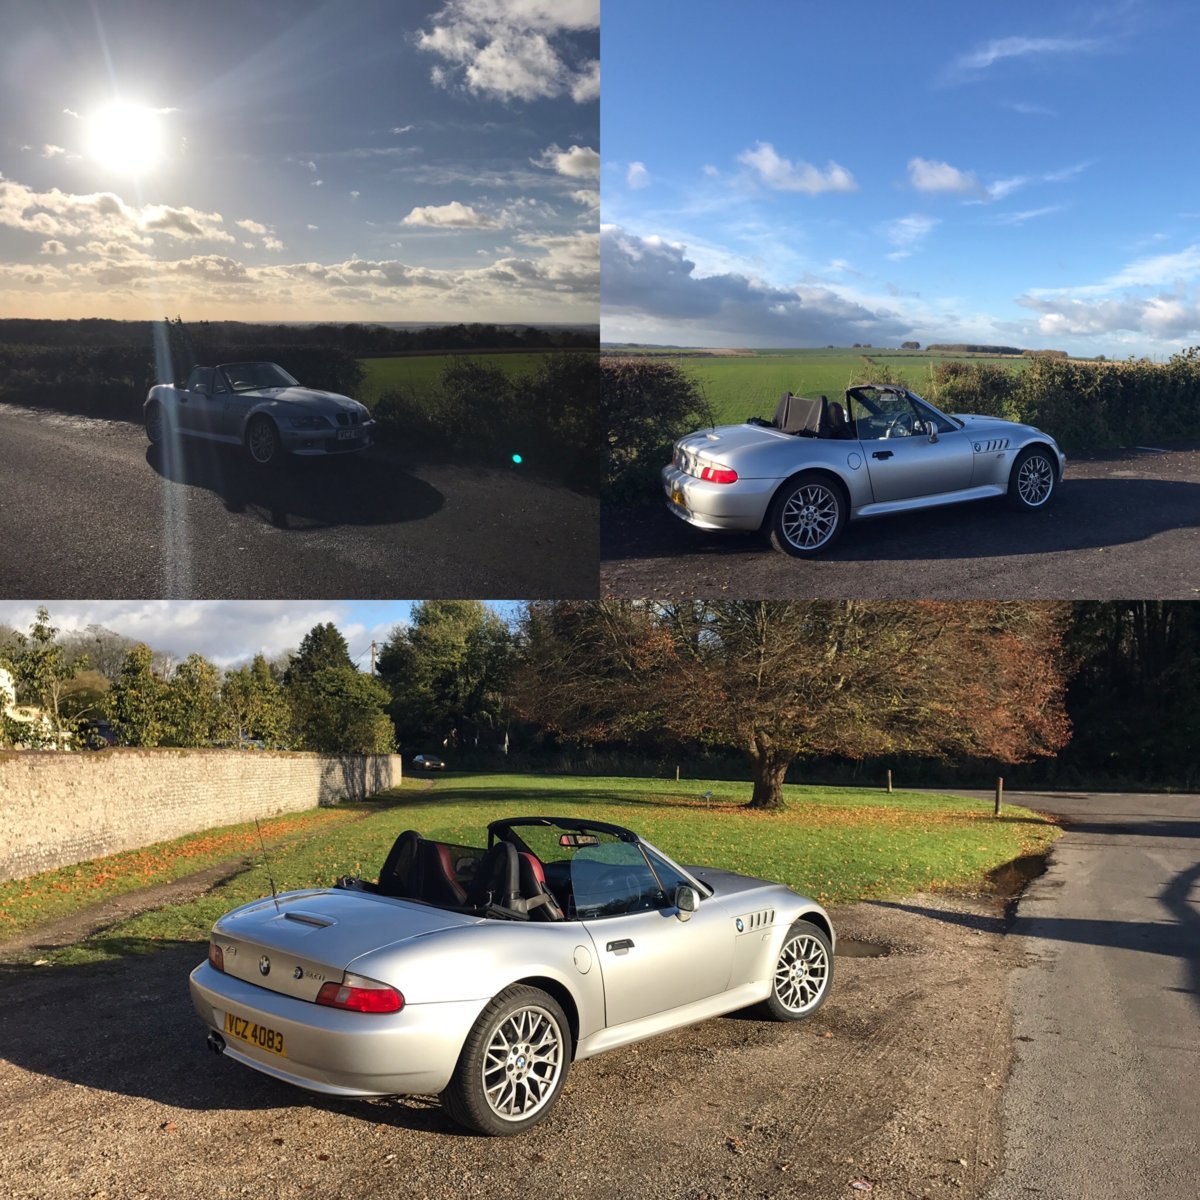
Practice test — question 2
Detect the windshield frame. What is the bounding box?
[218,361,300,393]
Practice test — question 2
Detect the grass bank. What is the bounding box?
[23,773,1059,966]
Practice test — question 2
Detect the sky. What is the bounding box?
[0,600,521,671]
[0,0,598,323]
[601,0,1200,358]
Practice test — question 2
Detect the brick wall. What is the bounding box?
[0,749,403,883]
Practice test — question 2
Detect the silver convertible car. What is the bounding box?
[189,816,835,1136]
[144,361,376,467]
[662,384,1066,556]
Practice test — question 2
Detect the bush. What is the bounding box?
[602,358,715,502]
[929,360,1022,421]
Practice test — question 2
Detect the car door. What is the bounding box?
[177,367,225,438]
[576,843,733,1027]
[856,395,974,503]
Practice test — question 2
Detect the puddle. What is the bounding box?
[836,939,890,958]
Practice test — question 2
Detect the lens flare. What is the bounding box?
[85,102,165,175]
[511,453,523,464]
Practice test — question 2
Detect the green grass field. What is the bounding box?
[18,773,1059,966]
[605,348,1026,425]
[357,352,554,407]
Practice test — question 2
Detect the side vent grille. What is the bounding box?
[972,437,1010,453]
[738,908,776,931]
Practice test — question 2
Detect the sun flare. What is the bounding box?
[85,102,165,174]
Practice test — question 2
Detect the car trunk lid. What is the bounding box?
[212,889,478,1002]
[674,424,787,476]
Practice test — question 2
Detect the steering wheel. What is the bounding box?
[881,411,915,439]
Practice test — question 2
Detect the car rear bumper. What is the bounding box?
[661,463,776,531]
[189,961,486,1097]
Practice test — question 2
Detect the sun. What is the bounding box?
[85,102,165,175]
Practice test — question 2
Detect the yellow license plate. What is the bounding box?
[671,487,686,508]
[223,1011,287,1057]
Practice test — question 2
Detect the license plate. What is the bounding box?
[670,487,686,509]
[223,1011,287,1057]
[336,429,356,441]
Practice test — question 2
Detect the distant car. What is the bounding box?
[412,754,446,770]
[662,384,1066,556]
[80,720,117,750]
[189,816,835,1135]
[144,361,376,467]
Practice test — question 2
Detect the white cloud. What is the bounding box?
[946,35,1104,82]
[908,157,982,195]
[235,218,268,235]
[304,160,317,172]
[989,205,1065,226]
[311,179,323,187]
[736,142,856,194]
[601,224,907,346]
[535,143,599,179]
[417,0,599,103]
[401,200,498,228]
[349,190,361,199]
[306,224,318,231]
[883,214,938,260]
[392,124,415,134]
[262,236,285,251]
[570,188,599,210]
[62,108,80,119]
[42,144,67,158]
[40,239,68,255]
[702,164,719,178]
[626,161,649,189]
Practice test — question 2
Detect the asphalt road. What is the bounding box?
[601,447,1200,598]
[976,791,1200,1200]
[0,404,597,599]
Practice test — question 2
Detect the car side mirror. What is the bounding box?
[928,429,939,444]
[674,884,700,921]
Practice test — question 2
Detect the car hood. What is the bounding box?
[211,888,481,1001]
[951,412,1055,442]
[236,386,362,413]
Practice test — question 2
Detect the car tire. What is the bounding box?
[440,984,572,1136]
[767,473,847,556]
[145,401,167,446]
[245,415,282,467]
[1007,445,1057,511]
[760,920,835,1022]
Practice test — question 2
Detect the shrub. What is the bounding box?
[601,358,715,503]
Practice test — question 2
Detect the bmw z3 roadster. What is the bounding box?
[662,384,1066,556]
[189,816,835,1135]
[144,361,376,467]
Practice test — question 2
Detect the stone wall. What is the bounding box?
[0,749,403,883]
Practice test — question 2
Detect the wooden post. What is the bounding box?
[886,769,893,794]
[675,765,680,782]
[994,776,1004,817]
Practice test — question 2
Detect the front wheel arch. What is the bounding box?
[244,413,283,466]
[1007,442,1059,510]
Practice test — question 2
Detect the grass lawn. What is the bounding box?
[357,352,554,407]
[606,348,1027,426]
[26,772,1060,966]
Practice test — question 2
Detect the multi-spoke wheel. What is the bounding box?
[245,415,282,467]
[441,985,571,1135]
[1007,445,1057,511]
[761,920,834,1021]
[768,472,848,557]
[145,401,167,446]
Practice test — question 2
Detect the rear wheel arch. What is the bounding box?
[764,467,850,528]
[510,975,580,1058]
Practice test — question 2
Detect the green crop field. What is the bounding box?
[605,348,1027,425]
[19,772,1059,966]
[358,352,554,407]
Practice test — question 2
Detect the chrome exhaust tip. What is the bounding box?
[207,1031,226,1055]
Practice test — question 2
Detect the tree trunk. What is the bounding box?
[747,739,794,810]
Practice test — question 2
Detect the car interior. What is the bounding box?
[750,392,855,439]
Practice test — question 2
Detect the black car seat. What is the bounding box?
[467,841,523,914]
[375,829,422,897]
[517,853,565,921]
[825,401,851,438]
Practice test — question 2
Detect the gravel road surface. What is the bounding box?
[0,896,1020,1200]
[0,404,597,599]
[601,447,1200,599]
[979,791,1200,1200]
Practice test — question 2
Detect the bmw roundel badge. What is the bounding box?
[259,955,271,976]
[735,918,744,932]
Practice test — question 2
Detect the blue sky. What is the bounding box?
[601,1,1200,358]
[0,0,598,322]
[0,600,521,670]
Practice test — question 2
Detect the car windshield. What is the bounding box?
[221,362,298,392]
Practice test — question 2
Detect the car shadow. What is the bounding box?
[146,440,443,531]
[0,942,461,1134]
[603,475,1200,563]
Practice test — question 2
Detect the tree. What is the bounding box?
[514,601,1073,810]
[222,655,291,748]
[164,653,223,747]
[378,601,514,751]
[10,607,80,740]
[106,644,167,746]
[284,624,355,682]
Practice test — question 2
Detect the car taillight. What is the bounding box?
[208,941,224,972]
[699,465,738,484]
[315,973,404,1014]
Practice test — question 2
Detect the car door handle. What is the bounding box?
[871,450,894,460]
[605,938,635,952]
